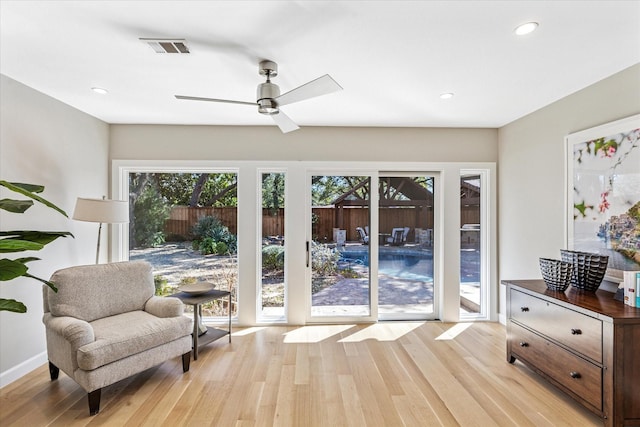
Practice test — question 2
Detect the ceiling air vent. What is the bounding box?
[140,38,190,54]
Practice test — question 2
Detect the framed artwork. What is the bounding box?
[566,114,640,281]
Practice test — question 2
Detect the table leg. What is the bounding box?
[193,303,199,360]
[228,293,232,343]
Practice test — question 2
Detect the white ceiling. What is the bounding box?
[1,1,639,130]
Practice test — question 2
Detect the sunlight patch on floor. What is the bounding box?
[338,322,423,342]
[231,327,268,336]
[283,324,356,343]
[435,322,473,340]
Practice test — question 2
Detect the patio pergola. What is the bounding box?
[327,177,434,241]
[316,176,480,242]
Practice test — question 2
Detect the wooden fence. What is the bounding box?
[164,205,479,242]
[165,206,238,238]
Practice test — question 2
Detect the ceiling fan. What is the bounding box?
[175,60,343,133]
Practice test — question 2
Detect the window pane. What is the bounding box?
[260,172,285,319]
[128,172,238,319]
[460,174,481,315]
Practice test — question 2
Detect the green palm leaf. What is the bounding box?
[0,239,44,253]
[0,180,68,217]
[0,258,28,281]
[0,298,27,313]
[0,198,34,213]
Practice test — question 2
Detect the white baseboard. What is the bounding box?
[0,351,47,389]
[498,313,506,325]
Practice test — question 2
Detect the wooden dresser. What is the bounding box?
[504,280,640,427]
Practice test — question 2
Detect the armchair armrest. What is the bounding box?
[43,314,94,349]
[145,296,184,318]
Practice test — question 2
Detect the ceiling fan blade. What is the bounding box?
[271,110,300,133]
[175,95,255,106]
[276,74,342,107]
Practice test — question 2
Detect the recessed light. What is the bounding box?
[91,87,108,95]
[440,93,454,100]
[514,22,539,36]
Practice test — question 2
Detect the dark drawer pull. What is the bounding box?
[570,371,581,379]
[571,328,582,335]
[520,307,529,312]
[519,342,529,347]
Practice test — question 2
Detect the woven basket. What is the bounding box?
[560,250,609,292]
[539,258,573,291]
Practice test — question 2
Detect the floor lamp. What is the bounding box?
[73,197,129,264]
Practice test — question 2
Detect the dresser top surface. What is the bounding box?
[503,279,640,321]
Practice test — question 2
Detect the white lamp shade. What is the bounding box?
[73,198,129,224]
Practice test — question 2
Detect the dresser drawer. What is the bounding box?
[510,289,603,362]
[509,322,602,411]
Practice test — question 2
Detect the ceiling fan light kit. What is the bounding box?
[258,99,279,115]
[175,59,342,133]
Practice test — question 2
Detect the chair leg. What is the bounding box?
[88,389,101,416]
[182,351,191,372]
[48,362,59,381]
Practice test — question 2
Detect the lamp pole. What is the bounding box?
[95,222,103,264]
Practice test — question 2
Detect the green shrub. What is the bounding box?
[154,275,172,296]
[262,245,285,271]
[133,185,170,248]
[198,237,217,255]
[311,242,339,276]
[338,268,362,278]
[192,216,237,254]
[215,241,228,255]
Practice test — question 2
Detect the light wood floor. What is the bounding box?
[0,322,602,426]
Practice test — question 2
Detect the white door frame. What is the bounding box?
[112,160,496,325]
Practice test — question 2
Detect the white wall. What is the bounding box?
[0,75,109,386]
[110,125,498,162]
[498,64,640,318]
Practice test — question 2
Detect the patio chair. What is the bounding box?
[387,227,410,246]
[356,226,369,245]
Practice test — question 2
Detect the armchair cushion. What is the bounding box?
[43,315,95,349]
[145,296,184,318]
[48,261,154,322]
[77,310,191,370]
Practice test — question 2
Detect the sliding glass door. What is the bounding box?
[307,171,439,321]
[309,174,371,318]
[378,174,436,320]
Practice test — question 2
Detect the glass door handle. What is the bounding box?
[306,241,310,267]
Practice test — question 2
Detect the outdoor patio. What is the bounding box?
[130,242,479,316]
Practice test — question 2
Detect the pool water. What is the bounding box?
[339,248,480,283]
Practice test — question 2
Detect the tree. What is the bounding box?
[189,174,209,207]
[262,173,285,212]
[155,173,238,207]
[311,176,369,206]
[128,172,151,248]
[128,173,172,249]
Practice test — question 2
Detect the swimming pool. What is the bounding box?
[339,249,433,281]
[339,247,480,283]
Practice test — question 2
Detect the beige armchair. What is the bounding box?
[42,261,192,415]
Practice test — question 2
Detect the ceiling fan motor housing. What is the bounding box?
[257,82,280,114]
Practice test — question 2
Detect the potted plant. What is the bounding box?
[0,180,73,313]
